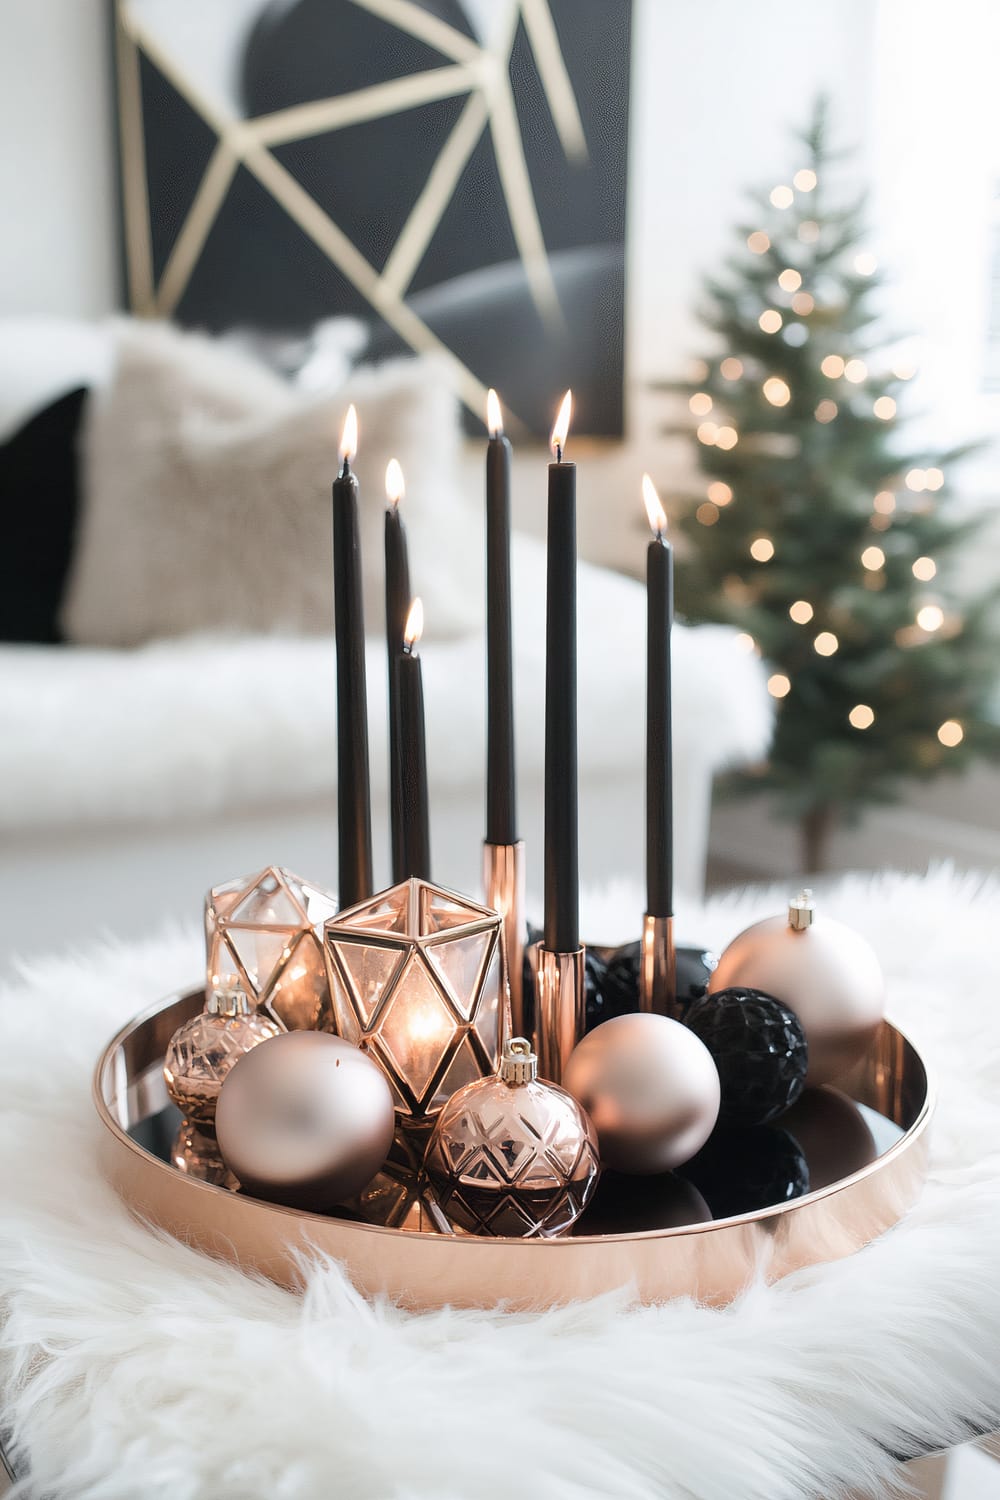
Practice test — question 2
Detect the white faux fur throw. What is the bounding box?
[0,542,770,832]
[3,867,1000,1499]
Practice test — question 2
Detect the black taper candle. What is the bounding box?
[384,459,411,884]
[485,389,516,845]
[398,598,431,879]
[643,474,673,918]
[332,405,373,908]
[544,391,579,953]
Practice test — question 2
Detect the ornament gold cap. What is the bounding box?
[500,1036,537,1086]
[788,888,815,931]
[206,982,253,1018]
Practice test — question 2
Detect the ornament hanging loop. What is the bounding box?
[789,888,815,930]
[500,1037,537,1087]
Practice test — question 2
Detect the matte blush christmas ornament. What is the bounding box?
[323,878,502,1126]
[562,1013,721,1175]
[708,890,885,1086]
[215,1031,395,1212]
[423,1036,601,1238]
[685,987,808,1126]
[206,866,338,1032]
[162,982,281,1126]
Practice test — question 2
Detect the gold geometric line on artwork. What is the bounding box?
[120,4,231,134]
[252,62,483,147]
[156,141,238,317]
[119,8,489,411]
[117,0,585,413]
[348,0,482,64]
[115,18,155,315]
[381,89,489,298]
[519,0,588,164]
[236,136,490,414]
[484,65,563,328]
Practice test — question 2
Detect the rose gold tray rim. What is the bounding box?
[93,986,934,1247]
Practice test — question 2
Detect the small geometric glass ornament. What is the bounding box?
[163,982,280,1126]
[323,878,502,1125]
[423,1036,601,1238]
[205,866,338,1031]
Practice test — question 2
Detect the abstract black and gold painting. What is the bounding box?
[114,0,631,436]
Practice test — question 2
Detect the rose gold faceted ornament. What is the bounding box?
[162,983,280,1126]
[323,878,503,1125]
[709,889,885,1086]
[206,866,337,1031]
[424,1036,601,1237]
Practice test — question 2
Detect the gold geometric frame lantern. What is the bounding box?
[206,866,337,1032]
[324,878,503,1125]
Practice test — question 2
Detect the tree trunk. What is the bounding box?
[800,804,836,875]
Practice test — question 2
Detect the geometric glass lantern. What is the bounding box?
[323,878,503,1126]
[205,866,338,1032]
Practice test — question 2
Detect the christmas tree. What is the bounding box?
[661,99,1000,872]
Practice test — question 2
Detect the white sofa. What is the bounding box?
[0,536,770,971]
[0,318,772,972]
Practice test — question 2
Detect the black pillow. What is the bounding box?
[0,386,88,643]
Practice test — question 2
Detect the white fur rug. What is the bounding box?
[3,867,1000,1500]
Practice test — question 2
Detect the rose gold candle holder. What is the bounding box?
[482,840,527,1037]
[639,914,678,1018]
[527,943,586,1084]
[322,878,502,1127]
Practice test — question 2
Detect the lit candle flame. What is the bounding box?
[385,458,405,506]
[404,596,424,649]
[486,388,503,438]
[550,389,572,458]
[339,404,358,465]
[642,473,668,536]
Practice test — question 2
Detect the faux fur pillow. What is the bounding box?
[62,322,481,645]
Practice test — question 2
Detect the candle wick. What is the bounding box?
[555,443,563,464]
[340,456,351,479]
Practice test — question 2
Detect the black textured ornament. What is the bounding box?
[685,986,808,1126]
[679,1124,810,1219]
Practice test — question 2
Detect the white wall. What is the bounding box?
[0,0,119,318]
[0,1,877,368]
[628,0,876,388]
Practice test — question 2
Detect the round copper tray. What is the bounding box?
[94,988,933,1311]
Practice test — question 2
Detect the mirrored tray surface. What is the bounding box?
[95,988,933,1310]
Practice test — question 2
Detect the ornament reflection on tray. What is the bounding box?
[171,1119,240,1193]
